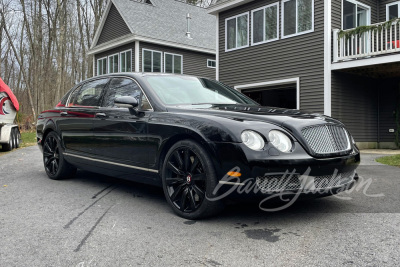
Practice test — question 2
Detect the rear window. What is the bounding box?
[68,79,109,107]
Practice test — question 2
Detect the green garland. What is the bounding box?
[338,18,400,40]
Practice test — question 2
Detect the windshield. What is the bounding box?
[144,75,259,106]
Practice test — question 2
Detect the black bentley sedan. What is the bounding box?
[37,73,360,219]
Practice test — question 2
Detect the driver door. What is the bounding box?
[92,77,151,171]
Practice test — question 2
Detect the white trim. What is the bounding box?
[234,77,300,109]
[142,48,163,73]
[208,0,253,15]
[92,56,96,77]
[135,41,140,72]
[88,34,216,56]
[281,0,314,39]
[331,54,400,70]
[251,3,279,46]
[119,49,133,72]
[225,11,250,52]
[64,153,159,173]
[97,57,107,76]
[341,0,371,30]
[108,53,120,73]
[216,13,219,80]
[324,0,332,116]
[386,1,400,21]
[164,52,183,74]
[207,59,216,68]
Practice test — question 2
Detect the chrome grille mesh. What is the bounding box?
[256,172,355,192]
[256,174,301,192]
[301,125,350,155]
[314,171,355,189]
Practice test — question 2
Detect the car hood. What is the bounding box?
[167,104,343,131]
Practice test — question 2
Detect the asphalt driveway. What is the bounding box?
[0,146,399,266]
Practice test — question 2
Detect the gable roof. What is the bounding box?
[90,0,216,54]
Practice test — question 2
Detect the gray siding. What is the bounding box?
[94,43,135,76]
[331,72,378,142]
[139,42,216,79]
[379,0,400,22]
[332,72,398,143]
[218,0,325,113]
[97,4,131,46]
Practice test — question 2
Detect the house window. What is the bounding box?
[207,59,216,68]
[252,3,279,45]
[164,53,183,74]
[108,54,119,73]
[225,12,249,51]
[387,2,400,20]
[142,49,162,72]
[342,0,370,30]
[120,50,132,72]
[282,0,314,38]
[97,57,107,76]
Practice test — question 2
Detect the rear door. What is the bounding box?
[57,78,109,154]
[92,77,151,170]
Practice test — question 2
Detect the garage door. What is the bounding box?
[242,84,297,109]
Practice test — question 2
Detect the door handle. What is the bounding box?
[95,113,107,118]
[60,112,68,116]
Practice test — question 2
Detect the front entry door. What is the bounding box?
[92,77,150,170]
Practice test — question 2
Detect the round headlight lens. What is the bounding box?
[268,130,292,153]
[241,130,265,151]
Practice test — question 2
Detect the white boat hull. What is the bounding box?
[0,92,16,125]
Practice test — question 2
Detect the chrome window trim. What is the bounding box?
[66,77,110,109]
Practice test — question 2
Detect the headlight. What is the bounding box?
[241,130,265,151]
[268,130,292,153]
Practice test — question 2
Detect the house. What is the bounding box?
[89,0,216,79]
[208,0,400,149]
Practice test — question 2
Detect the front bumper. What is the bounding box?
[208,141,360,198]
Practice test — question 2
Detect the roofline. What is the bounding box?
[88,34,216,55]
[91,0,135,50]
[207,0,254,15]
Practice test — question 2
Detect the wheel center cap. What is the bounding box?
[186,174,192,184]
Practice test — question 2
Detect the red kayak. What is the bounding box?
[0,77,19,112]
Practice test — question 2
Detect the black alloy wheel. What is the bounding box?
[43,134,60,176]
[162,140,223,219]
[43,131,76,180]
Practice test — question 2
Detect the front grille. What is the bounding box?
[301,125,350,155]
[256,171,355,193]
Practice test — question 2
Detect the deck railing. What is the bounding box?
[333,20,400,62]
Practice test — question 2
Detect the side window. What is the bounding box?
[103,78,143,108]
[68,79,109,107]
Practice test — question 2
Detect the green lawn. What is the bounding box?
[376,154,400,168]
[0,130,36,155]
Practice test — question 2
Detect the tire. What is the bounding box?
[43,131,77,180]
[161,140,224,219]
[14,128,21,148]
[2,130,14,151]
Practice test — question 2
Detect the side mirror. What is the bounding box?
[114,96,139,109]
